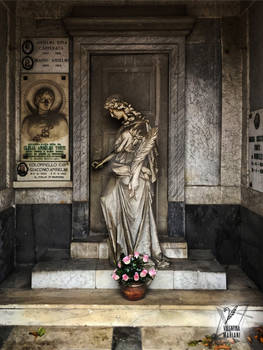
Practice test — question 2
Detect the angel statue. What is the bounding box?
[92,95,169,268]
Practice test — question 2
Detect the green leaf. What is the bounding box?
[188,340,201,346]
[37,327,46,337]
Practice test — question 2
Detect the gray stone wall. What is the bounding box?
[185,16,242,205]
[13,2,245,259]
[186,205,241,265]
[15,2,243,207]
[0,1,16,283]
[241,2,263,218]
[16,204,71,264]
[185,19,221,187]
[0,208,15,284]
[240,207,263,290]
[239,3,263,291]
[0,1,15,210]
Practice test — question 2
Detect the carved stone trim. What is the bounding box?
[64,17,194,36]
[72,36,186,209]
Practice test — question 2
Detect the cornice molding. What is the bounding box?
[64,16,195,36]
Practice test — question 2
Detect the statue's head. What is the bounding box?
[34,87,55,113]
[104,95,143,125]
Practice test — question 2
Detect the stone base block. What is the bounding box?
[70,239,188,260]
[31,256,226,290]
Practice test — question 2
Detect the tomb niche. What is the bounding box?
[31,6,227,290]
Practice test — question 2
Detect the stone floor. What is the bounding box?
[0,325,256,350]
[0,266,262,349]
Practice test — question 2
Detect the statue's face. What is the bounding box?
[37,92,54,112]
[109,108,125,120]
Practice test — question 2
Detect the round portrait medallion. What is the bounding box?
[22,40,34,55]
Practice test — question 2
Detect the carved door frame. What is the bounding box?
[71,35,186,240]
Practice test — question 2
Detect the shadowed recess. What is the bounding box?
[112,327,142,350]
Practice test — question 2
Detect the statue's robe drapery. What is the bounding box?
[100,121,162,263]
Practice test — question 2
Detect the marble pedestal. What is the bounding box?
[31,252,227,290]
[70,235,188,260]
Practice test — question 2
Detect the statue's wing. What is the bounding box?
[130,127,158,175]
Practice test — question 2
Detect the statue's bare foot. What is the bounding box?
[154,255,170,268]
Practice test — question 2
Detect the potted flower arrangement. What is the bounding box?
[112,252,157,301]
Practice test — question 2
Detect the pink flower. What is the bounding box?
[122,256,131,265]
[118,261,121,268]
[134,251,140,258]
[149,268,156,277]
[140,269,148,278]
[112,273,120,281]
[122,274,129,281]
[134,272,139,281]
[114,268,117,272]
[143,254,149,263]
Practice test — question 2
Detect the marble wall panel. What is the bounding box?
[0,3,8,189]
[185,186,241,205]
[221,18,242,187]
[15,189,72,204]
[0,207,15,283]
[249,1,263,111]
[185,19,221,186]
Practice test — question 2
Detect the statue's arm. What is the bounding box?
[91,131,131,169]
[91,152,115,169]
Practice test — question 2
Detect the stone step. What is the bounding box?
[31,256,226,290]
[71,237,188,260]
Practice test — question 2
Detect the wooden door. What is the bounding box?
[90,53,168,235]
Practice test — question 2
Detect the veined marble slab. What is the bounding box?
[31,256,226,290]
[71,240,188,260]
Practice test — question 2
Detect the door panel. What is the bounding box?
[90,54,168,234]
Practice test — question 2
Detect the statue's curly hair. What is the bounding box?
[104,95,146,126]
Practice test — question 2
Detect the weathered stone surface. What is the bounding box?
[71,241,187,260]
[185,19,221,186]
[1,266,262,327]
[185,186,241,204]
[249,1,263,111]
[32,270,96,289]
[0,4,8,190]
[240,206,263,291]
[0,326,113,350]
[31,258,226,290]
[71,242,99,259]
[15,189,72,204]
[16,204,71,264]
[0,190,13,213]
[168,201,185,237]
[186,205,241,265]
[142,327,251,350]
[221,17,242,187]
[0,208,15,284]
[72,201,89,240]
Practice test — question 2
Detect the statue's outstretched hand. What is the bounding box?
[91,160,103,169]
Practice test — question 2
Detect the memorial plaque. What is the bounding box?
[21,38,69,73]
[17,161,70,181]
[248,109,263,192]
[19,73,70,181]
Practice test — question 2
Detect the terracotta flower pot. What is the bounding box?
[120,283,147,301]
